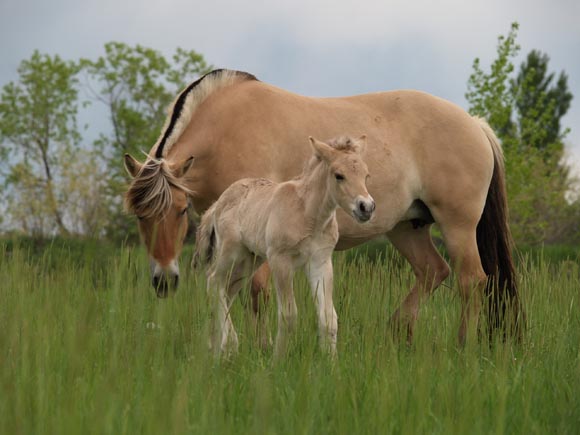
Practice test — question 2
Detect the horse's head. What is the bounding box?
[124,154,194,298]
[309,135,375,223]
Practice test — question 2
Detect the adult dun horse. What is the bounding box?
[124,69,522,344]
[195,135,374,358]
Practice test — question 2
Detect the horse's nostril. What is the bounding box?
[359,202,366,213]
[153,275,169,297]
[152,272,178,297]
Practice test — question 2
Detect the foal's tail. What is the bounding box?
[475,117,525,339]
[193,203,217,268]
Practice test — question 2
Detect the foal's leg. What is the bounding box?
[306,256,338,357]
[388,222,450,343]
[209,251,252,356]
[269,255,297,359]
[207,265,231,356]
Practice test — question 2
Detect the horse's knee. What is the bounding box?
[434,261,450,285]
[458,272,487,299]
[414,259,450,291]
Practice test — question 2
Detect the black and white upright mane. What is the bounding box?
[153,69,257,159]
[125,69,257,218]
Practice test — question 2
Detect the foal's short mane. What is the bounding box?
[300,136,359,177]
[125,158,192,219]
[153,69,258,158]
[325,136,358,152]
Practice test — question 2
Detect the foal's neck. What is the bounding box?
[297,160,337,230]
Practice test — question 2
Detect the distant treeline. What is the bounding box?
[0,23,577,245]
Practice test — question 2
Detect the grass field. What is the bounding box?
[1,239,579,434]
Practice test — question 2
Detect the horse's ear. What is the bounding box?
[175,155,195,178]
[124,154,143,178]
[354,134,367,154]
[309,137,335,162]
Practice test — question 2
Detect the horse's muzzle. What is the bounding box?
[152,273,179,298]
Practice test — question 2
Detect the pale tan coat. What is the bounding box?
[126,70,522,344]
[195,136,373,357]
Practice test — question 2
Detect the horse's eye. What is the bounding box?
[181,208,188,215]
[335,173,345,181]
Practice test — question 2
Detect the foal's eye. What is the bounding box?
[335,173,345,181]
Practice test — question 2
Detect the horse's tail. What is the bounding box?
[474,116,524,339]
[193,203,217,269]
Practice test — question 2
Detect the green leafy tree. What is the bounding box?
[465,22,520,142]
[0,51,81,236]
[466,23,578,245]
[80,42,211,173]
[512,50,573,153]
[80,42,212,239]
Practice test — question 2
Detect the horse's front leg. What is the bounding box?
[269,255,297,360]
[306,256,338,357]
[250,262,272,349]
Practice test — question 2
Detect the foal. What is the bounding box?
[195,135,375,358]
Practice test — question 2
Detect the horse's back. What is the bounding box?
[186,79,495,242]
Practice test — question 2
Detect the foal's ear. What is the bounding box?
[353,134,367,154]
[309,136,335,162]
[124,154,143,178]
[174,155,195,178]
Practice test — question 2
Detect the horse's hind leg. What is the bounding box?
[437,217,487,346]
[388,222,450,343]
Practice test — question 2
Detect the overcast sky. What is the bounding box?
[1,0,578,168]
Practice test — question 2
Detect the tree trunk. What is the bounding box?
[39,144,69,236]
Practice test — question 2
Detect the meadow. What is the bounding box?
[1,239,579,434]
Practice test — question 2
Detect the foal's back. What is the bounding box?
[210,177,290,257]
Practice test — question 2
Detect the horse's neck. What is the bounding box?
[296,162,336,229]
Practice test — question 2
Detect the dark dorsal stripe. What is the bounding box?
[155,69,258,158]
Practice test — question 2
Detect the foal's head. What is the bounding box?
[309,135,375,223]
[124,154,194,298]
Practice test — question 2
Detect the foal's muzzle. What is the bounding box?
[353,197,376,223]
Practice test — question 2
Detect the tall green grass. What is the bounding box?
[1,240,579,434]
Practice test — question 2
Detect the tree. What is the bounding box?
[0,51,81,236]
[80,42,211,174]
[465,22,520,143]
[79,42,212,239]
[512,50,573,153]
[466,23,578,245]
